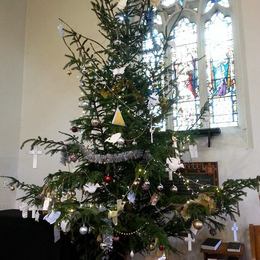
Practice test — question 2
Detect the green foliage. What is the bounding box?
[2,0,259,259]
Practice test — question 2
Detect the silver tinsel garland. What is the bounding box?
[81,147,151,164]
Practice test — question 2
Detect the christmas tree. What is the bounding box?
[4,0,259,259]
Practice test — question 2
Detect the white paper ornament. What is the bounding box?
[130,250,134,258]
[84,183,101,193]
[105,133,122,144]
[117,0,127,10]
[19,203,29,219]
[57,24,64,37]
[127,191,136,203]
[42,197,52,211]
[148,93,160,110]
[166,157,184,172]
[60,220,71,233]
[112,66,127,76]
[43,211,61,225]
[189,144,198,158]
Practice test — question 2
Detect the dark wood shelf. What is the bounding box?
[178,127,221,147]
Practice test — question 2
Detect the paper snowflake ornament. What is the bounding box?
[127,191,136,203]
[83,183,101,193]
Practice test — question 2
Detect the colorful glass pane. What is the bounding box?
[205,0,230,13]
[205,12,237,127]
[170,18,200,130]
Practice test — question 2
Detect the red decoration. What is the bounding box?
[69,154,78,162]
[104,175,112,183]
[112,236,120,241]
[159,245,164,251]
[71,126,78,133]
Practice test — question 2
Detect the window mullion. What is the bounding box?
[197,3,210,128]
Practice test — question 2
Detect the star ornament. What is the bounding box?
[84,183,101,193]
[166,157,184,172]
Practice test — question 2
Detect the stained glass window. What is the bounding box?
[170,18,200,130]
[162,0,183,7]
[154,0,238,130]
[205,12,237,127]
[205,0,229,13]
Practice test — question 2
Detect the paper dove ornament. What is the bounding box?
[105,133,122,144]
[166,157,184,172]
[117,0,127,10]
[112,66,126,76]
[166,157,184,180]
[84,183,101,193]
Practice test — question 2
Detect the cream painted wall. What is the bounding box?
[0,0,27,209]
[0,0,259,259]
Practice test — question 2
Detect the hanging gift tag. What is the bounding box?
[54,226,61,243]
[35,211,40,222]
[44,211,61,225]
[19,203,29,219]
[168,171,173,181]
[190,224,198,236]
[30,205,37,219]
[60,220,71,233]
[42,197,52,211]
[22,209,28,219]
[189,144,198,159]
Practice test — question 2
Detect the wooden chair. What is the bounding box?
[249,224,260,260]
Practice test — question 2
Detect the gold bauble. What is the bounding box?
[192,219,203,230]
[9,185,15,191]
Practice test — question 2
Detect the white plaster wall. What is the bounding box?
[0,0,27,209]
[0,0,258,259]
